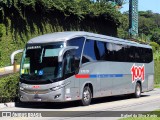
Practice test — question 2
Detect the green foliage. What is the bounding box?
[0,73,19,103]
[0,24,3,61]
[117,13,129,38]
[155,61,160,85]
[119,11,160,45]
[0,24,3,39]
[139,10,154,18]
[138,16,156,36]
[150,41,160,61]
[0,0,121,23]
[138,11,160,44]
[153,51,160,61]
[0,23,25,67]
[150,42,160,52]
[151,32,160,44]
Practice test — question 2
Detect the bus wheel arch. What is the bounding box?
[134,81,142,98]
[80,83,93,106]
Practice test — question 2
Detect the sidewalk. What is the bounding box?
[0,65,20,73]
[0,65,20,77]
[0,102,15,109]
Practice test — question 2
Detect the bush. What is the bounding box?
[150,42,160,52]
[0,24,3,39]
[0,24,3,61]
[0,73,19,103]
[155,60,160,84]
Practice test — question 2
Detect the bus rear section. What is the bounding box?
[76,39,154,104]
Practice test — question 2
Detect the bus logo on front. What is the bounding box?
[131,64,145,83]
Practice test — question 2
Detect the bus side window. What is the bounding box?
[115,44,124,62]
[145,48,153,63]
[96,41,106,60]
[82,39,97,64]
[67,37,85,67]
[106,43,116,61]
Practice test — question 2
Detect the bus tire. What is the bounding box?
[134,82,141,98]
[80,86,92,106]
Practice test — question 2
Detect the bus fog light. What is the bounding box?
[19,94,23,98]
[20,87,24,90]
[54,94,61,99]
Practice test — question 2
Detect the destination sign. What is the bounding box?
[27,46,41,49]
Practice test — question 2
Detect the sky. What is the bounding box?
[120,0,160,13]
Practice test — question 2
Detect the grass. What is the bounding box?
[120,109,160,120]
[154,60,160,87]
[154,84,160,88]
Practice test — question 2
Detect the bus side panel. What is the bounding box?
[146,61,154,91]
[79,63,101,98]
[104,62,134,95]
[141,73,148,92]
[78,61,154,99]
[148,74,154,91]
[64,76,80,101]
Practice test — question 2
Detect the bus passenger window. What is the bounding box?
[67,37,85,67]
[96,41,106,60]
[82,39,97,64]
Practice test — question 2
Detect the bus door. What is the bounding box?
[61,48,80,100]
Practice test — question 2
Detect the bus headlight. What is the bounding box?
[50,86,61,91]
[50,84,65,91]
[50,82,70,91]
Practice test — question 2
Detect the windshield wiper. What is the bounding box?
[46,77,54,83]
[43,74,54,83]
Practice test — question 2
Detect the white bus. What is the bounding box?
[19,31,154,106]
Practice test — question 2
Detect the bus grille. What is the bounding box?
[22,89,50,94]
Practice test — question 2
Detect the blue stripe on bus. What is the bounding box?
[89,74,123,78]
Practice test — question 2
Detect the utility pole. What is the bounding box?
[129,0,138,38]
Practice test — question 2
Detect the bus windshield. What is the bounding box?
[20,43,65,82]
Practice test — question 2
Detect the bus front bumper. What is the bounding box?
[19,88,65,102]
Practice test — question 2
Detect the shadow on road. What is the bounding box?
[15,94,150,109]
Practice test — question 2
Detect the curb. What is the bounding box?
[0,65,20,74]
[0,102,15,109]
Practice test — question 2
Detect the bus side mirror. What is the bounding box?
[10,49,24,72]
[10,49,24,65]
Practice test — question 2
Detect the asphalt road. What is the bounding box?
[1,88,160,120]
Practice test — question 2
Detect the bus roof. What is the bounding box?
[27,31,151,48]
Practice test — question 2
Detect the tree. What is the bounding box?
[138,16,156,36]
[117,13,129,38]
[153,13,160,28]
[151,32,160,44]
[0,24,2,40]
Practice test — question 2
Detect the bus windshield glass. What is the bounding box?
[20,42,65,82]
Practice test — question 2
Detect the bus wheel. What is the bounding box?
[80,86,92,106]
[134,83,141,98]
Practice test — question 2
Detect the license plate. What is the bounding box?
[34,98,42,101]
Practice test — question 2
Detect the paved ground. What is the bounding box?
[0,72,13,78]
[0,88,160,120]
